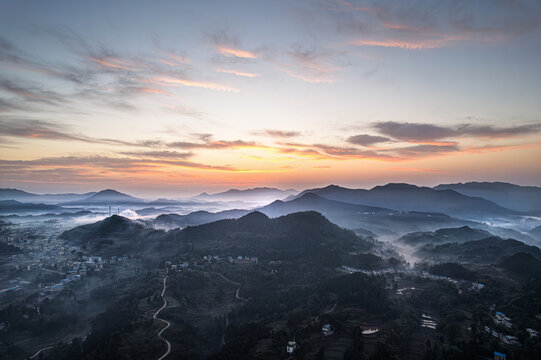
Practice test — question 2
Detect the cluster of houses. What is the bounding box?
[482,310,540,348]
[471,282,485,291]
[494,312,512,329]
[40,273,82,294]
[166,261,189,270]
[484,325,520,346]
[421,314,437,330]
[199,255,259,265]
[286,340,298,355]
[339,266,463,287]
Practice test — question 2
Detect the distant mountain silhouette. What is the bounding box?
[291,183,515,219]
[0,200,63,213]
[398,226,493,246]
[0,188,96,204]
[148,192,481,236]
[529,225,541,241]
[194,187,298,202]
[434,182,541,213]
[63,189,143,205]
[154,209,250,228]
[257,192,478,236]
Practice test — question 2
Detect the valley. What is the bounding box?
[0,183,540,359]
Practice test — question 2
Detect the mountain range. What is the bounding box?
[152,193,480,237]
[194,187,298,203]
[435,182,541,213]
[2,182,538,218]
[0,188,96,204]
[289,183,516,219]
[0,200,63,213]
[61,211,370,263]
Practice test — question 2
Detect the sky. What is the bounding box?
[1,0,540,197]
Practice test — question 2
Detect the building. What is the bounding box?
[322,324,334,336]
[232,256,258,265]
[499,334,520,346]
[471,282,485,290]
[494,351,506,360]
[286,340,298,355]
[494,312,512,328]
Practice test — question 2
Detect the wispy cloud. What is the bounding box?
[373,121,541,142]
[0,155,244,178]
[215,68,260,78]
[322,0,541,51]
[152,77,239,92]
[120,150,194,159]
[351,36,464,50]
[277,45,344,83]
[0,118,137,146]
[253,129,301,138]
[216,45,258,59]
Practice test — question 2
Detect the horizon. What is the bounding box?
[1,1,541,195]
[3,179,540,199]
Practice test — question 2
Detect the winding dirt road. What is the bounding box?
[29,345,56,359]
[214,272,247,302]
[154,273,171,360]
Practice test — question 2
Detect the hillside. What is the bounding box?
[60,211,370,264]
[291,183,515,219]
[257,193,478,236]
[415,237,541,263]
[59,215,164,256]
[154,209,249,228]
[166,211,370,263]
[500,252,541,280]
[0,200,63,213]
[398,226,493,246]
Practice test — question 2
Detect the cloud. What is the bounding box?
[216,46,258,59]
[0,118,266,155]
[215,68,260,78]
[322,1,541,51]
[0,155,244,177]
[0,118,141,146]
[373,121,541,141]
[347,134,390,145]
[168,139,258,150]
[351,37,463,50]
[455,123,541,138]
[374,121,456,141]
[163,104,206,120]
[0,118,95,143]
[277,45,344,83]
[390,144,459,158]
[88,56,136,70]
[152,77,239,92]
[120,151,194,159]
[254,129,301,138]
